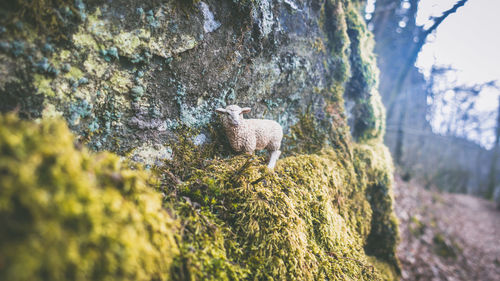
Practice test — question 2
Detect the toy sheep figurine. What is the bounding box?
[216,105,283,169]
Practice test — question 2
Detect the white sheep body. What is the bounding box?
[223,118,283,153]
[216,105,283,169]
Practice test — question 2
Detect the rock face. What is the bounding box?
[0,0,399,280]
[0,0,383,158]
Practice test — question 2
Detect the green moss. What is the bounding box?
[367,256,398,281]
[64,66,84,80]
[160,133,399,280]
[320,0,351,90]
[160,124,230,184]
[108,71,133,93]
[33,73,55,96]
[0,0,80,39]
[169,201,249,281]
[0,109,400,280]
[113,29,150,57]
[352,93,386,141]
[354,141,401,275]
[284,113,328,155]
[345,7,377,99]
[344,5,385,142]
[0,114,178,281]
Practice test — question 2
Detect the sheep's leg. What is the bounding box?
[268,150,281,169]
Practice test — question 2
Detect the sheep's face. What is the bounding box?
[216,105,251,127]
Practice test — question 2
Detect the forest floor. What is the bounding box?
[394,175,500,281]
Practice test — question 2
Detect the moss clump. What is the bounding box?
[343,5,385,142]
[0,114,178,281]
[352,93,386,141]
[154,126,251,280]
[345,8,377,100]
[320,0,351,88]
[354,141,400,274]
[160,124,229,184]
[284,113,328,155]
[0,0,83,39]
[169,201,249,281]
[166,144,399,280]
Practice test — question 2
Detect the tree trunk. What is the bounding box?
[394,88,409,165]
[487,96,500,199]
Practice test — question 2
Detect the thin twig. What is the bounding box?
[230,155,255,182]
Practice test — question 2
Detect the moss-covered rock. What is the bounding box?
[0,0,401,280]
[159,128,400,280]
[0,0,386,154]
[0,114,178,281]
[0,114,400,280]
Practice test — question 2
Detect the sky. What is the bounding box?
[416,0,500,148]
[364,0,500,147]
[416,0,500,85]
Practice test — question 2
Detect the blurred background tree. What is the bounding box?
[366,0,500,198]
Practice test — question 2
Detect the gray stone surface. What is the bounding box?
[0,0,383,163]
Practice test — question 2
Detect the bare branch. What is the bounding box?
[422,0,468,39]
[386,0,469,117]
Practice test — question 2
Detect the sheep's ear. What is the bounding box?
[215,108,226,114]
[241,107,251,114]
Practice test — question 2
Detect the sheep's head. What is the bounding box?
[216,105,251,127]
